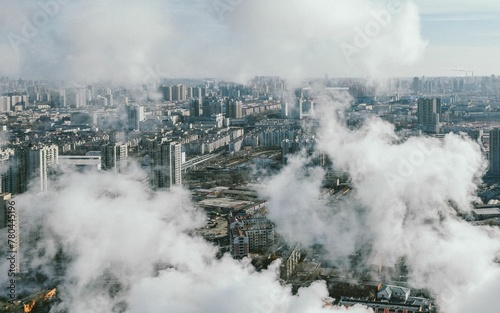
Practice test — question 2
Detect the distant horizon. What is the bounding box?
[1,2,500,313]
[1,1,500,82]
[0,74,495,83]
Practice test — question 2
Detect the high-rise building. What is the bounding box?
[292,92,304,119]
[192,87,205,99]
[172,84,186,101]
[10,95,28,108]
[424,80,434,93]
[150,141,182,189]
[417,98,441,133]
[226,98,243,119]
[413,77,420,94]
[66,88,87,108]
[489,129,500,176]
[160,85,173,101]
[101,143,128,173]
[50,89,66,108]
[186,87,193,98]
[27,145,58,192]
[0,148,14,193]
[294,98,304,120]
[202,98,212,117]
[281,139,293,164]
[104,94,113,106]
[0,96,11,112]
[75,89,86,107]
[126,104,144,131]
[301,99,314,118]
[281,101,289,119]
[5,145,58,194]
[259,129,295,147]
[190,98,202,117]
[203,98,223,117]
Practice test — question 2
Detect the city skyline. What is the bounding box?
[1,1,500,313]
[0,71,499,312]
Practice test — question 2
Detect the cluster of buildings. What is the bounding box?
[3,74,500,312]
[0,93,28,113]
[0,76,287,195]
[339,284,433,313]
[0,134,185,194]
[0,144,58,194]
[184,127,244,155]
[280,89,314,119]
[194,194,274,258]
[194,189,305,281]
[228,211,275,258]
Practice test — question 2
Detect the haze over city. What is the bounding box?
[0,0,499,81]
[0,1,500,313]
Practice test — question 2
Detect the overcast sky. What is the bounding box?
[412,0,500,77]
[0,0,499,81]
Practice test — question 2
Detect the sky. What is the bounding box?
[416,0,500,77]
[0,0,499,82]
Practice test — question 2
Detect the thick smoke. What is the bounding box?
[260,90,500,313]
[0,0,427,82]
[3,0,491,312]
[0,166,373,313]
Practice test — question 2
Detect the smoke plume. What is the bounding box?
[260,89,500,313]
[0,166,374,313]
[0,0,427,82]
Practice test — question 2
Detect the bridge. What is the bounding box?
[181,152,223,171]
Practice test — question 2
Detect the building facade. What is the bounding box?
[229,218,249,258]
[150,141,182,189]
[490,128,500,176]
[126,104,144,131]
[226,98,243,119]
[3,145,58,194]
[101,143,128,173]
[417,98,441,133]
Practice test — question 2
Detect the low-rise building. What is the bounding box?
[228,217,248,258]
[339,297,432,313]
[279,243,301,280]
[377,285,410,302]
[241,214,275,252]
[473,206,500,220]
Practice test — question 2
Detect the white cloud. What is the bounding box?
[259,89,500,312]
[0,168,373,313]
[0,0,428,82]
